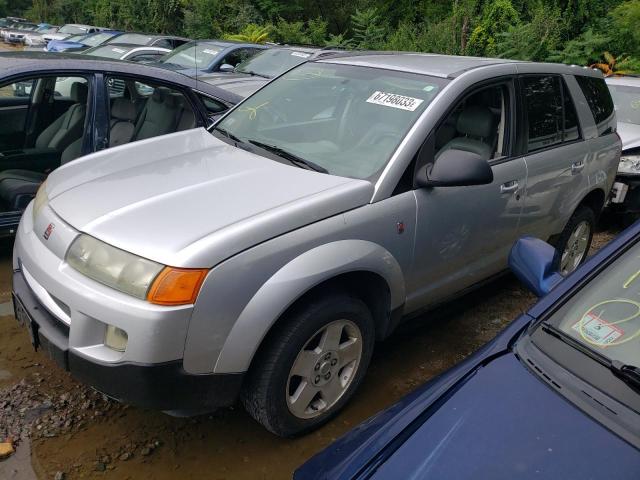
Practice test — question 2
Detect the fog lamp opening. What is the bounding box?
[105,325,128,352]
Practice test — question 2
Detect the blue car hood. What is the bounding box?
[370,354,640,479]
[47,41,84,52]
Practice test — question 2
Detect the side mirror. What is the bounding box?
[219,63,235,73]
[508,237,563,297]
[417,149,493,188]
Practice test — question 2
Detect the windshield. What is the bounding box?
[546,240,640,368]
[86,45,131,59]
[59,25,88,35]
[215,62,446,180]
[83,32,116,47]
[65,34,86,43]
[609,84,640,125]
[235,49,313,78]
[161,42,222,69]
[110,33,153,45]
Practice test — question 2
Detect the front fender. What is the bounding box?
[213,240,405,373]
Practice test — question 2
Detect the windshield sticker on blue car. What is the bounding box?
[202,49,219,56]
[366,91,424,111]
[572,312,624,347]
[111,48,126,54]
[291,52,311,58]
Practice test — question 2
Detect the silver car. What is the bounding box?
[13,53,620,437]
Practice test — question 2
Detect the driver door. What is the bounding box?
[406,80,527,312]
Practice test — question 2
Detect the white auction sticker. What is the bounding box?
[291,51,311,58]
[202,49,219,56]
[111,48,126,54]
[572,313,624,346]
[366,91,424,111]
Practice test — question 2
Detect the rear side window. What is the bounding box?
[522,75,581,153]
[522,76,563,152]
[575,76,615,136]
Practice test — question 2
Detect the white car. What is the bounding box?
[606,76,640,219]
[42,24,102,44]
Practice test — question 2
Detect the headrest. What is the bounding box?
[70,82,88,104]
[151,87,171,103]
[111,98,136,121]
[456,105,496,138]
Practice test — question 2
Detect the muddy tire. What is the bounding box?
[553,205,595,276]
[240,293,375,437]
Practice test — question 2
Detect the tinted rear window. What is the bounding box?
[522,76,563,152]
[576,76,615,135]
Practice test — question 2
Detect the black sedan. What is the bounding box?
[0,52,243,237]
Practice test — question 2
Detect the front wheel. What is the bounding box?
[241,293,375,437]
[553,205,595,276]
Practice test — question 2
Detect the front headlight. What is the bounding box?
[618,154,640,175]
[66,234,164,300]
[66,234,208,305]
[32,180,48,222]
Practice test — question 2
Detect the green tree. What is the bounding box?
[548,28,611,65]
[350,7,386,49]
[467,0,520,56]
[495,2,561,61]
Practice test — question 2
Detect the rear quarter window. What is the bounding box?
[576,76,615,136]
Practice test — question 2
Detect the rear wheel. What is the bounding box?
[241,293,375,437]
[553,205,595,276]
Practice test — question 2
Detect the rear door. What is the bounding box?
[518,75,589,241]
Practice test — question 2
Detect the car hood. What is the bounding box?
[618,122,640,152]
[201,73,269,98]
[47,40,85,51]
[369,354,640,480]
[46,128,373,268]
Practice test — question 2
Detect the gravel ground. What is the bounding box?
[0,224,621,479]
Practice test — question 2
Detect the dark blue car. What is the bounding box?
[296,227,640,479]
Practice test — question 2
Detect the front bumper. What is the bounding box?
[12,268,243,410]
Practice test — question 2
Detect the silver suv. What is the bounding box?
[13,53,620,437]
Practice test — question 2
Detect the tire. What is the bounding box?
[240,293,375,437]
[553,205,595,276]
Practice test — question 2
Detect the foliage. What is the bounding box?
[548,28,611,65]
[494,2,562,61]
[466,0,520,56]
[591,51,640,76]
[225,23,271,43]
[7,0,640,72]
[350,7,386,49]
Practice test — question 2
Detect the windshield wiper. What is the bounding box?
[610,361,640,391]
[212,126,243,144]
[237,70,270,79]
[247,140,328,173]
[541,322,640,390]
[540,322,609,366]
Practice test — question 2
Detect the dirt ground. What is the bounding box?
[0,224,619,480]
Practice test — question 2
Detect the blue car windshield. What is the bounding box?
[548,241,640,368]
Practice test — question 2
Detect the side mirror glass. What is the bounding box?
[219,63,235,73]
[508,237,563,297]
[417,149,493,188]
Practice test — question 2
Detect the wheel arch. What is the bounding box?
[579,187,607,219]
[213,240,406,374]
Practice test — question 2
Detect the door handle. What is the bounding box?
[571,160,585,173]
[500,180,519,194]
